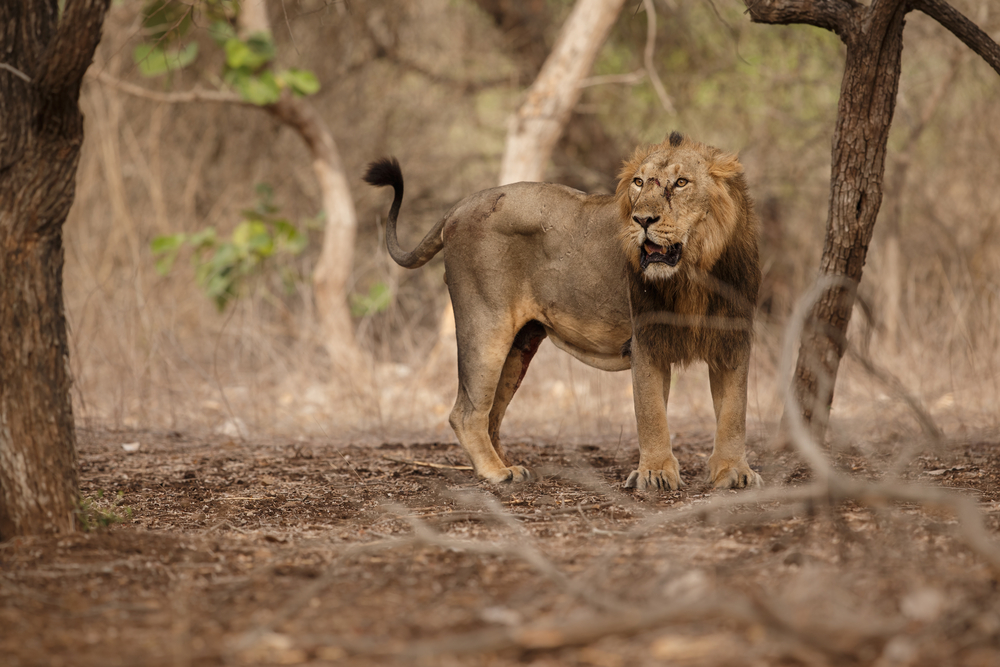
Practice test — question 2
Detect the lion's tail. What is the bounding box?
[362,157,445,269]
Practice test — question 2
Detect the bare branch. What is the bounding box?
[910,0,1000,76]
[89,70,244,105]
[380,454,473,471]
[576,0,675,113]
[642,0,676,115]
[579,70,647,87]
[0,63,32,83]
[742,0,861,40]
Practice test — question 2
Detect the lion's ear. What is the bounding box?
[708,151,743,181]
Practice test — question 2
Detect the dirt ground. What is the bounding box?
[3,425,1000,667]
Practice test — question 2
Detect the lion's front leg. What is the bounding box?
[624,348,683,491]
[707,359,762,489]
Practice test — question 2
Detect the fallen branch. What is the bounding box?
[380,455,473,471]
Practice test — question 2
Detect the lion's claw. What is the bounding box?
[710,463,763,490]
[624,468,683,491]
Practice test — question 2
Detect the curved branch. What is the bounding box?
[743,0,861,40]
[910,0,1000,76]
[642,0,676,115]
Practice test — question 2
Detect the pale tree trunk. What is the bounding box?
[0,0,111,540]
[431,0,627,354]
[499,0,628,185]
[236,3,368,378]
[93,2,370,383]
[745,0,1000,441]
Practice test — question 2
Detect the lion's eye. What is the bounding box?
[633,177,643,187]
[675,178,689,187]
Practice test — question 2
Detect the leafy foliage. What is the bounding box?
[152,185,311,311]
[132,0,320,104]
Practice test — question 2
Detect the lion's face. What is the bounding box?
[617,135,744,282]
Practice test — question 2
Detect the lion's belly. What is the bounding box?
[534,299,632,371]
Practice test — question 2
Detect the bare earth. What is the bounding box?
[3,426,1000,667]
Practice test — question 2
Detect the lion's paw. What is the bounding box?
[710,461,762,490]
[624,468,683,491]
[482,465,535,485]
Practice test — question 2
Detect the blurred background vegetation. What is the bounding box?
[68,0,1000,446]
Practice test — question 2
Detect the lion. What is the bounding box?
[363,132,762,490]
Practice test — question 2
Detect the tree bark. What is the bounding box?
[0,0,111,540]
[746,0,1000,439]
[499,0,627,185]
[790,0,908,432]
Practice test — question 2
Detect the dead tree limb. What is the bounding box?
[910,0,1000,74]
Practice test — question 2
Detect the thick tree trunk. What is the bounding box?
[0,0,111,539]
[745,0,1000,442]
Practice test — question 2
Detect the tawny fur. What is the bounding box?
[364,133,762,490]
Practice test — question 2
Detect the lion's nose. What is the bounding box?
[632,215,660,229]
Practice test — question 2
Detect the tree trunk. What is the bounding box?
[0,0,111,540]
[788,0,909,434]
[747,0,1000,441]
[498,0,627,185]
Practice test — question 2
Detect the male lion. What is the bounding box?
[364,132,762,490]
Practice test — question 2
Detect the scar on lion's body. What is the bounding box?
[491,193,505,213]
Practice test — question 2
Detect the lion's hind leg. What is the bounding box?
[449,321,535,484]
[488,322,546,466]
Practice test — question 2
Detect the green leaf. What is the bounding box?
[150,233,185,255]
[273,220,307,254]
[139,0,192,43]
[188,227,217,250]
[280,69,320,96]
[133,42,198,78]
[224,33,275,71]
[350,282,392,317]
[150,233,185,275]
[208,20,237,46]
[234,70,281,106]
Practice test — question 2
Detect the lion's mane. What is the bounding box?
[616,132,761,370]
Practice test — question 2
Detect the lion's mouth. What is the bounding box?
[641,240,683,269]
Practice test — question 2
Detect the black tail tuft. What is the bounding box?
[669,131,684,147]
[363,157,403,189]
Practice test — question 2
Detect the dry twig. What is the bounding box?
[380,454,472,471]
